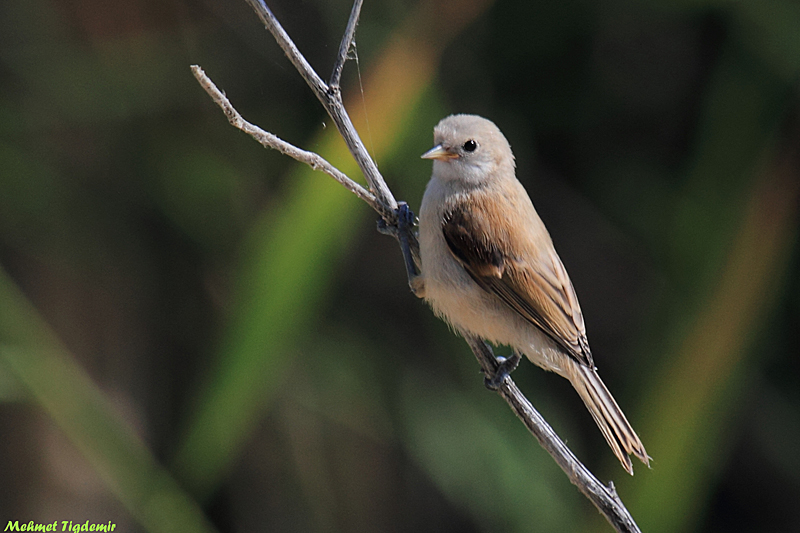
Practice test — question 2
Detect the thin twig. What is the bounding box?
[193,2,643,531]
[244,0,397,212]
[331,0,364,89]
[465,337,641,533]
[191,65,381,212]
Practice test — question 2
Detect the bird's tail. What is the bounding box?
[569,364,650,475]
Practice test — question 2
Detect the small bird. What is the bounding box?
[413,114,649,474]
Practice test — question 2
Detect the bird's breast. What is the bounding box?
[418,179,518,342]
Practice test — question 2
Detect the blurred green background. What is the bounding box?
[1,0,798,531]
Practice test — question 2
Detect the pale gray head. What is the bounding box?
[421,114,515,185]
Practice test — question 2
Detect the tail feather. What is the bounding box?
[570,364,650,475]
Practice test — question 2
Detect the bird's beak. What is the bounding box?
[421,144,457,160]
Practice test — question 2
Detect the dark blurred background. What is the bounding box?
[1,0,798,532]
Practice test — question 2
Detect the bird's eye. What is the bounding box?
[462,140,477,152]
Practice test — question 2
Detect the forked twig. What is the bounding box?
[330,0,364,88]
[192,2,642,531]
[191,65,380,212]
[245,0,396,216]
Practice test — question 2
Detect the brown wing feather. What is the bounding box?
[442,202,594,369]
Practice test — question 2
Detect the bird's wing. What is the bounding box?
[442,202,594,368]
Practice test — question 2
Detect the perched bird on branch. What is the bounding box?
[415,114,650,474]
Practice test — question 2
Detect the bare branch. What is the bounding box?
[194,2,643,531]
[244,0,396,212]
[331,0,364,88]
[464,337,642,533]
[245,0,328,99]
[191,65,381,213]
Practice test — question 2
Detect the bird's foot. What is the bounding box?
[376,217,396,237]
[376,201,415,238]
[484,352,521,390]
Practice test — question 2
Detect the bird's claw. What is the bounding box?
[396,201,416,233]
[377,201,416,238]
[376,217,396,237]
[484,352,521,390]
